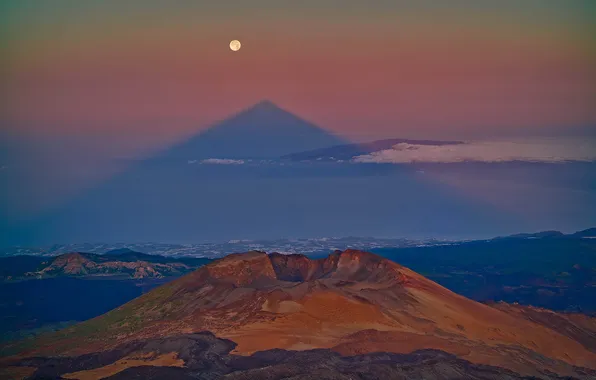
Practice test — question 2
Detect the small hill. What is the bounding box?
[16,250,596,377]
[26,252,210,279]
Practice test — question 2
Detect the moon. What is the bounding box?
[229,40,241,52]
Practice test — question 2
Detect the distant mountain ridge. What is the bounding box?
[493,227,596,240]
[282,137,463,161]
[0,237,440,258]
[3,227,593,259]
[572,227,596,238]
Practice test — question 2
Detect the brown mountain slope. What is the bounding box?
[490,302,596,352]
[16,250,596,377]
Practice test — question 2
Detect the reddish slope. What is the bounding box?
[22,250,596,377]
[491,302,596,352]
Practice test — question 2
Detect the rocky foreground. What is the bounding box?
[3,332,564,380]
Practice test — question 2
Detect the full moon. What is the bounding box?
[229,40,241,52]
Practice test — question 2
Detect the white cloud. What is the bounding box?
[353,138,596,164]
[200,158,245,165]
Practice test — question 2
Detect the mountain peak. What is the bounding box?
[195,250,412,286]
[266,250,412,284]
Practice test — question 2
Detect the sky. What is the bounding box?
[1,1,596,242]
[2,0,595,147]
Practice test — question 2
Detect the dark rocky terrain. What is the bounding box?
[2,332,573,380]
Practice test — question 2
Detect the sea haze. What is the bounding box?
[2,102,595,246]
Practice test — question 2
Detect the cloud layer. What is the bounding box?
[353,139,596,164]
[188,159,245,165]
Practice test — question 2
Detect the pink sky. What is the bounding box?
[2,2,595,151]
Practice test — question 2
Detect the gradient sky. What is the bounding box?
[1,1,596,243]
[2,0,595,148]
